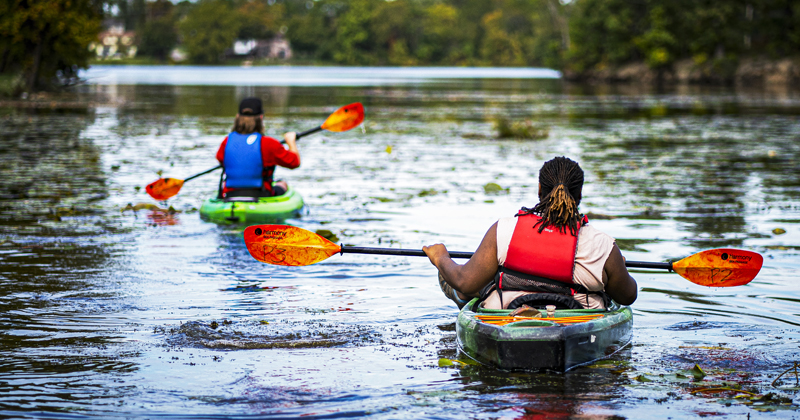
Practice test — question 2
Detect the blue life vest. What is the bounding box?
[223,132,263,189]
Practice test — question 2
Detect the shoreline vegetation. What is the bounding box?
[565,57,800,87]
[3,0,800,95]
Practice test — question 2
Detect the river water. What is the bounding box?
[1,65,799,419]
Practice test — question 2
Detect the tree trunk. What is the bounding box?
[0,47,9,73]
[546,0,570,51]
[27,38,43,92]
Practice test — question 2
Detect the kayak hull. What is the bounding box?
[199,187,304,224]
[456,300,632,372]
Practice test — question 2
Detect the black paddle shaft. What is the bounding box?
[170,126,318,187]
[341,246,473,259]
[625,261,673,271]
[184,165,222,182]
[340,245,675,271]
[296,126,322,139]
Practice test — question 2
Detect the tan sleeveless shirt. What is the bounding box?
[482,217,616,310]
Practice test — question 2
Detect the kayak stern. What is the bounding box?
[199,186,305,224]
[456,301,632,372]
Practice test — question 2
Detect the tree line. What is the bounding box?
[3,0,800,91]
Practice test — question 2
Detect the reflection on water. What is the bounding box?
[1,68,799,417]
[82,65,562,86]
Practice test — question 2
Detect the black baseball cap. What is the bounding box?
[238,97,263,116]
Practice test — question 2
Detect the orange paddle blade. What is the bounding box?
[672,248,763,287]
[145,178,184,200]
[244,225,342,266]
[321,103,364,132]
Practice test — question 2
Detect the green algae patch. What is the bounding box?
[687,364,707,380]
[438,358,473,368]
[483,182,508,194]
[418,189,439,197]
[121,203,180,214]
[587,359,621,368]
[494,117,549,140]
[585,212,616,220]
[315,229,339,242]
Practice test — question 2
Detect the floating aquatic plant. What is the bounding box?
[493,117,549,140]
[483,182,508,194]
[315,229,339,242]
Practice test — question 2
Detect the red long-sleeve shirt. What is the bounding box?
[216,135,300,194]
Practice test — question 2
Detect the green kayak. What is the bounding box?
[456,299,632,372]
[199,186,305,224]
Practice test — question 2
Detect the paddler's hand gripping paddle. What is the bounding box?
[243,224,763,287]
[144,103,365,200]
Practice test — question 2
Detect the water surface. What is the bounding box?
[1,66,799,419]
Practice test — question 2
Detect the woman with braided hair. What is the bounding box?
[423,156,637,310]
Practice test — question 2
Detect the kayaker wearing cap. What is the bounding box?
[215,97,300,197]
[423,156,638,310]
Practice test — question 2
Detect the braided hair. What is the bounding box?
[520,156,584,236]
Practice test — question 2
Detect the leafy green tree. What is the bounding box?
[237,0,284,40]
[179,0,241,64]
[332,0,376,64]
[284,0,339,61]
[138,18,177,60]
[112,0,146,31]
[370,0,422,65]
[633,5,676,70]
[480,9,526,66]
[0,0,102,92]
[137,0,177,60]
[418,3,463,63]
[566,0,640,72]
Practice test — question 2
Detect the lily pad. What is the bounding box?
[418,189,438,197]
[437,358,469,368]
[483,182,508,194]
[315,229,339,242]
[587,359,618,368]
[493,117,549,140]
[680,364,707,380]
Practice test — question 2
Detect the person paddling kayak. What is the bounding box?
[423,156,638,310]
[215,97,300,198]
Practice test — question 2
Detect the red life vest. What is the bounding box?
[502,213,585,284]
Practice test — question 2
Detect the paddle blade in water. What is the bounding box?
[672,248,763,287]
[321,103,364,132]
[244,224,342,266]
[146,178,184,200]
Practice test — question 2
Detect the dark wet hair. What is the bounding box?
[521,156,584,236]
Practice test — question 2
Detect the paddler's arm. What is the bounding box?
[216,137,228,165]
[603,244,638,305]
[283,131,300,166]
[423,223,499,297]
[263,132,301,169]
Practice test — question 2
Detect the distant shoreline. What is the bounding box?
[87,58,800,88]
[566,57,800,87]
[80,65,563,87]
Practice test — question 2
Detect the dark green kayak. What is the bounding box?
[456,299,632,372]
[199,186,305,224]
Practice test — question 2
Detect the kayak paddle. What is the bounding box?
[144,102,365,201]
[242,224,764,288]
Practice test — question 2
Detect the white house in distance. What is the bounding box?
[91,26,137,60]
[230,36,292,60]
